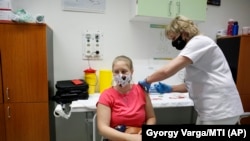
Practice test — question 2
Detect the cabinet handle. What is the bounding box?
[176,1,180,16]
[7,106,11,119]
[6,87,10,100]
[168,0,172,16]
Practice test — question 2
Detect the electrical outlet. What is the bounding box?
[82,30,103,60]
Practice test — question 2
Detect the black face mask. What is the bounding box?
[172,35,186,50]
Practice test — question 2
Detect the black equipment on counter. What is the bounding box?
[52,79,89,104]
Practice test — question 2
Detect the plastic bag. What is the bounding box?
[11,9,34,23]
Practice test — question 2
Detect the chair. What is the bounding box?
[92,113,108,141]
[237,112,250,125]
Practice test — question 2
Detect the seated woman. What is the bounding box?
[96,55,156,141]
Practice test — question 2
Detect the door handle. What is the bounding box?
[168,0,173,16]
[7,106,11,119]
[6,87,10,100]
[176,1,180,16]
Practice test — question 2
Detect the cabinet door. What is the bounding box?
[236,35,250,95]
[133,0,207,23]
[0,24,48,103]
[137,0,171,18]
[0,104,6,141]
[0,75,2,103]
[4,103,49,141]
[178,0,207,21]
[0,38,5,141]
[0,26,2,104]
[236,35,250,124]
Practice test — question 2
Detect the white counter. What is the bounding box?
[54,92,194,141]
[70,92,193,112]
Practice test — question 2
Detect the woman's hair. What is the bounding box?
[112,55,134,71]
[165,15,200,40]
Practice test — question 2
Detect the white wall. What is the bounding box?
[10,0,250,141]
[11,0,250,84]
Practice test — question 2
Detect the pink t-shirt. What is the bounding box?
[97,84,146,128]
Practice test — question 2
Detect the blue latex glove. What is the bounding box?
[138,79,151,93]
[154,82,172,94]
[148,86,157,93]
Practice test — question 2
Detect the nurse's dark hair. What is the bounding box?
[165,15,200,39]
[112,55,134,71]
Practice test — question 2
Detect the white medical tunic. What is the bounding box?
[179,35,244,121]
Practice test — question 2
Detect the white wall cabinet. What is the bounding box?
[130,0,207,24]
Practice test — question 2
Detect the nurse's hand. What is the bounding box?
[138,79,151,93]
[154,82,172,94]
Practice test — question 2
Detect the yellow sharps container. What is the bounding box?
[84,68,97,94]
[99,69,113,93]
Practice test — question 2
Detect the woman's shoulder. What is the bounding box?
[98,87,117,104]
[131,84,147,98]
[132,83,144,91]
[193,34,214,42]
[101,87,116,96]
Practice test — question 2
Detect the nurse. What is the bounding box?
[139,15,244,125]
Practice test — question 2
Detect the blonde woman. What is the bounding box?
[97,55,156,141]
[139,15,244,125]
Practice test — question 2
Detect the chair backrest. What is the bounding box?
[237,112,250,125]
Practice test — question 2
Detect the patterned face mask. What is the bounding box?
[114,73,132,87]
